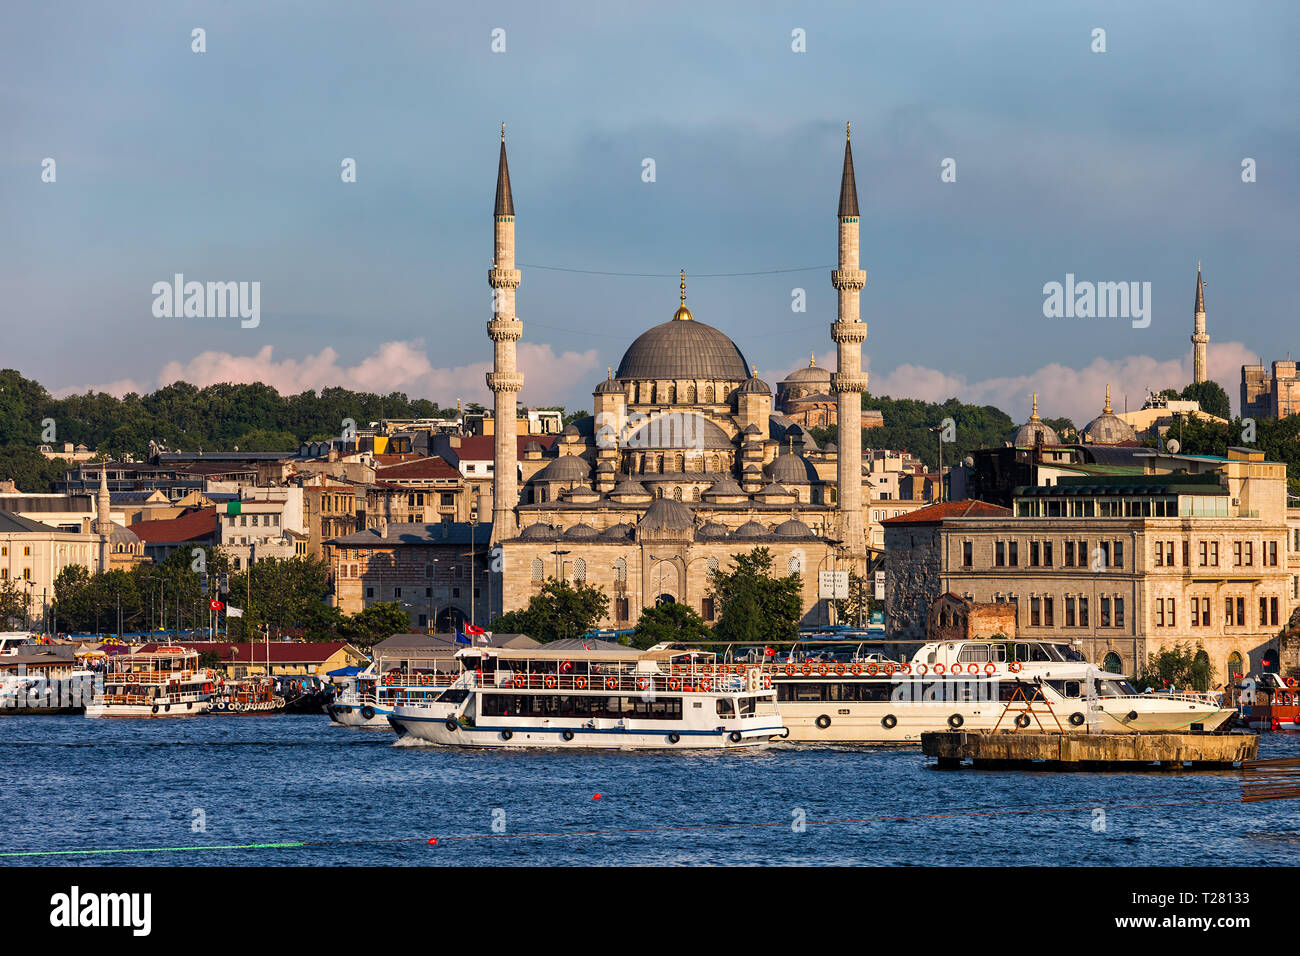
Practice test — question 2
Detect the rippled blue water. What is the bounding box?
[2,715,1297,866]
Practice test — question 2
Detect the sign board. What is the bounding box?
[874,570,885,601]
[818,570,849,600]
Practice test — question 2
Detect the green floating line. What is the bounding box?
[0,841,305,858]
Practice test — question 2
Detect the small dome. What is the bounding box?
[743,423,762,435]
[782,353,833,385]
[739,375,770,395]
[609,477,652,499]
[755,481,794,498]
[774,517,814,537]
[639,498,695,533]
[1081,386,1137,444]
[534,454,591,482]
[562,423,581,438]
[821,442,838,454]
[523,441,544,454]
[732,520,768,538]
[1012,393,1060,447]
[601,522,635,540]
[594,369,624,394]
[696,521,732,538]
[563,523,601,539]
[519,522,558,540]
[562,484,598,500]
[703,476,746,498]
[767,452,817,483]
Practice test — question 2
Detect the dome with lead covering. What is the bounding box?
[563,523,601,539]
[519,522,559,540]
[1081,386,1137,445]
[774,517,814,537]
[732,520,768,538]
[639,498,695,533]
[615,282,749,381]
[534,454,591,482]
[767,452,817,483]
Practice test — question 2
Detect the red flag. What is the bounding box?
[210,599,225,611]
[764,647,776,657]
[464,623,486,636]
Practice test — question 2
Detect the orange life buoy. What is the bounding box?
[785,664,796,676]
[916,664,928,676]
[968,663,980,675]
[818,664,830,676]
[1009,661,1023,673]
[668,678,681,690]
[1288,677,1297,688]
[834,663,846,675]
[544,675,557,688]
[637,677,650,691]
[700,678,712,691]
[850,663,862,675]
[575,676,588,689]
[801,664,812,676]
[934,663,946,675]
[901,663,912,675]
[761,675,772,689]
[606,677,618,690]
[884,664,896,676]
[867,663,879,676]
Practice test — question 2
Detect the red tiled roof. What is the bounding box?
[129,507,217,543]
[137,641,355,663]
[450,435,557,461]
[881,499,1011,526]
[375,457,461,480]
[372,453,424,465]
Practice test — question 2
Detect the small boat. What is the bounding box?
[328,665,452,728]
[209,677,286,715]
[389,643,786,749]
[84,646,217,718]
[0,670,96,715]
[1236,673,1300,730]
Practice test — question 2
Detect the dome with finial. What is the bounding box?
[739,366,770,394]
[1082,385,1137,444]
[595,366,623,394]
[782,351,834,386]
[1012,393,1060,447]
[614,272,750,381]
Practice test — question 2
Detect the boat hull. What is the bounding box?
[85,699,211,718]
[328,703,394,728]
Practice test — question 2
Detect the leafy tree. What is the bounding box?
[1040,417,1077,442]
[1180,380,1231,420]
[489,578,610,643]
[812,394,1016,470]
[630,600,710,649]
[1135,642,1213,692]
[0,578,32,628]
[340,602,412,648]
[709,547,803,644]
[0,446,67,493]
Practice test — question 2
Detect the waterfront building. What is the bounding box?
[884,447,1296,681]
[137,640,366,679]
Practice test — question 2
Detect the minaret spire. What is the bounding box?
[831,121,868,559]
[1191,261,1208,384]
[488,128,523,545]
[95,465,112,571]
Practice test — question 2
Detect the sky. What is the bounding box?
[2,0,1297,426]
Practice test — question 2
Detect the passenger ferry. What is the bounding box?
[728,636,1235,743]
[327,665,452,728]
[389,643,785,749]
[84,646,217,718]
[209,677,285,715]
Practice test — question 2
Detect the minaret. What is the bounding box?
[831,123,868,559]
[95,465,112,571]
[1191,261,1208,384]
[488,124,523,544]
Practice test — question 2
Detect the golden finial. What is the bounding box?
[680,269,686,305]
[1103,384,1113,415]
[501,122,506,142]
[673,269,693,321]
[607,366,613,380]
[846,121,851,141]
[810,350,816,367]
[1030,392,1040,420]
[752,365,758,377]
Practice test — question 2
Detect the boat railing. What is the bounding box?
[1099,692,1223,706]
[469,665,760,695]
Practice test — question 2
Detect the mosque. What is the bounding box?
[486,125,873,628]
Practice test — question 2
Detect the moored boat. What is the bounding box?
[209,677,286,715]
[328,665,451,728]
[389,643,785,749]
[84,646,217,718]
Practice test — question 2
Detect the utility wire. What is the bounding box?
[519,264,831,278]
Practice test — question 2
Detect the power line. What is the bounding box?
[519,264,832,278]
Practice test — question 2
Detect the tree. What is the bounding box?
[831,570,873,627]
[1181,380,1231,420]
[709,547,803,644]
[1135,642,1213,692]
[488,578,610,643]
[0,578,32,628]
[630,601,710,649]
[341,602,412,648]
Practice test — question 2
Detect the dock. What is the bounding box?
[922,730,1258,770]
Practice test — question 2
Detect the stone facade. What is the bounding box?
[928,593,1017,642]
[1241,360,1300,420]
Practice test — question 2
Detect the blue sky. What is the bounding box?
[3,0,1297,423]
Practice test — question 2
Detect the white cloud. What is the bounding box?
[54,341,601,407]
[865,342,1256,423]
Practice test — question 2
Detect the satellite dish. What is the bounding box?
[1166,439,1180,454]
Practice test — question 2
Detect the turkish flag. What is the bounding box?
[764,647,776,657]
[210,599,225,611]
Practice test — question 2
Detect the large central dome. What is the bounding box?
[616,319,750,381]
[615,272,749,381]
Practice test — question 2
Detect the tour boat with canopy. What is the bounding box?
[328,664,453,728]
[388,642,785,749]
[84,646,217,718]
[719,635,1235,743]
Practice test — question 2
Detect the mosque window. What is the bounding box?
[710,455,720,472]
[788,555,803,574]
[685,384,696,403]
[656,488,664,499]
[673,487,683,501]
[574,558,587,583]
[530,558,543,581]
[613,557,627,582]
[707,557,719,575]
[664,384,675,403]
[674,453,684,472]
[704,385,715,403]
[692,487,701,501]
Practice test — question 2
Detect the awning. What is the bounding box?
[327,665,362,677]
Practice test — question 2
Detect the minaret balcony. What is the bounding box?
[486,371,525,393]
[489,267,522,288]
[831,372,870,394]
[831,269,866,290]
[487,318,523,341]
[830,322,869,344]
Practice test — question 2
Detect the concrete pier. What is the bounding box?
[922,730,1258,771]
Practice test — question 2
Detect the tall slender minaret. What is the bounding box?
[488,124,523,545]
[95,465,112,571]
[1191,261,1208,384]
[831,123,868,559]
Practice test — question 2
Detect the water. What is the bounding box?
[2,715,1298,866]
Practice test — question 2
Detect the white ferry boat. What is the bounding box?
[389,643,785,749]
[733,636,1235,743]
[327,665,451,728]
[84,646,217,718]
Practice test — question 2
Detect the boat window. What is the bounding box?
[716,698,735,716]
[957,644,989,663]
[738,696,757,716]
[436,688,469,704]
[1060,644,1086,662]
[990,644,1006,662]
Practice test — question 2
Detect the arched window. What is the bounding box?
[673,487,683,501]
[656,487,664,499]
[673,453,684,472]
[685,384,696,403]
[530,558,543,581]
[704,384,715,403]
[691,487,701,501]
[706,556,719,577]
[613,557,627,582]
[574,558,587,583]
[1102,652,1122,673]
[1227,651,1244,680]
[788,554,803,574]
[663,384,675,404]
[710,454,720,472]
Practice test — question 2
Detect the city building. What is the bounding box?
[1241,360,1300,420]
